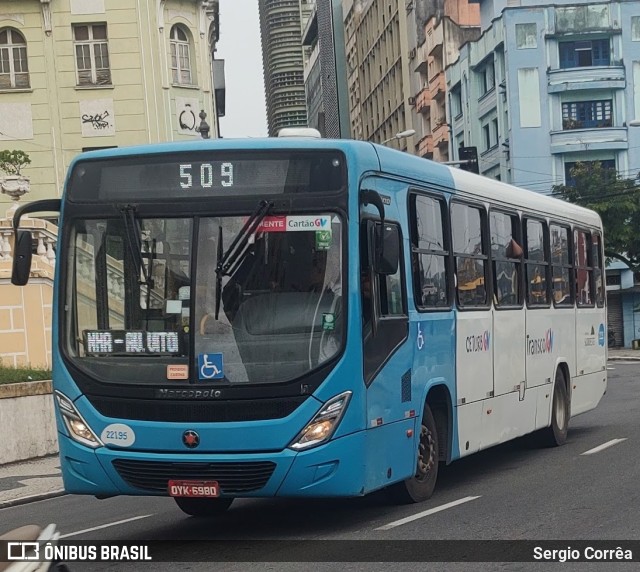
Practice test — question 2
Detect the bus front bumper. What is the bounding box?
[58,429,367,499]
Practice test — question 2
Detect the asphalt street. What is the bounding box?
[1,363,639,571]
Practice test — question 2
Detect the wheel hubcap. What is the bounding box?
[555,389,566,430]
[416,424,435,481]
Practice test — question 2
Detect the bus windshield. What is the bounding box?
[66,213,344,385]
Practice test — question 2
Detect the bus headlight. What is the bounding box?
[289,391,352,451]
[55,391,102,448]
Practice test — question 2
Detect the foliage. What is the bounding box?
[0,363,51,385]
[0,149,31,176]
[552,161,640,269]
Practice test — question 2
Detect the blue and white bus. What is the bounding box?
[12,135,607,516]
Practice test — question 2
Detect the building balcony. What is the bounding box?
[549,126,628,154]
[428,73,445,101]
[414,43,427,74]
[418,133,434,158]
[432,121,449,148]
[416,87,431,115]
[547,65,625,93]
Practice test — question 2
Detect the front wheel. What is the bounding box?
[174,496,234,517]
[389,404,439,504]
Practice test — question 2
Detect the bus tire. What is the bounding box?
[174,496,234,517]
[536,368,569,447]
[389,404,439,504]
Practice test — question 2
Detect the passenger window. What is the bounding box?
[490,211,522,307]
[550,224,573,306]
[452,203,488,307]
[410,194,450,309]
[525,219,549,306]
[575,229,594,306]
[592,233,604,307]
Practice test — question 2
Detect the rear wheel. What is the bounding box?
[535,368,569,447]
[174,496,234,517]
[389,404,439,504]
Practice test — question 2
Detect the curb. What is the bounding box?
[608,356,640,361]
[0,489,67,510]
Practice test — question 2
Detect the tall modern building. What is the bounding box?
[302,0,351,137]
[259,0,313,136]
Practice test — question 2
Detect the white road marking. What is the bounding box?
[581,439,627,456]
[60,514,153,539]
[375,496,481,530]
[606,367,615,370]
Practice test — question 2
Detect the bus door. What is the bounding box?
[360,216,415,492]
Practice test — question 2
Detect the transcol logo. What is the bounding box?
[466,330,491,353]
[527,328,554,356]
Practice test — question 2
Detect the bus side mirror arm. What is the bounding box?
[360,189,385,222]
[11,199,61,286]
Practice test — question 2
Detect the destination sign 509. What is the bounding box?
[179,162,234,190]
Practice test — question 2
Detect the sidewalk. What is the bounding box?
[0,455,64,509]
[1,350,639,509]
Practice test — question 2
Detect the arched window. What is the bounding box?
[170,25,194,85]
[0,28,29,89]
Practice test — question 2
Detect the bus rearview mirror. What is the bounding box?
[11,230,33,286]
[373,224,399,275]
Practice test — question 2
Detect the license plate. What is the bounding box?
[168,480,220,498]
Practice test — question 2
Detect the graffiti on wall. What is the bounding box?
[80,99,115,137]
[176,97,200,136]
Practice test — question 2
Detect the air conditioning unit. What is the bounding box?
[408,96,416,105]
[409,48,417,60]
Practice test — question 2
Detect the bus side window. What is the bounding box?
[490,210,522,307]
[592,233,604,307]
[575,229,594,306]
[410,193,450,310]
[550,224,573,306]
[525,219,550,306]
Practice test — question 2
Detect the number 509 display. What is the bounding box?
[179,162,234,189]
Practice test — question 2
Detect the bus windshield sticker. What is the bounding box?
[83,330,180,356]
[322,313,335,331]
[100,423,136,447]
[167,365,189,380]
[316,230,332,250]
[253,215,333,234]
[198,353,225,380]
[166,300,182,314]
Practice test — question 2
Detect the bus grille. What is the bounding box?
[87,395,307,422]
[112,459,277,493]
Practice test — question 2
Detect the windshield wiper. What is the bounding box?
[120,204,154,289]
[214,199,273,319]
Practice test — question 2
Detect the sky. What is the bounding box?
[217,1,268,138]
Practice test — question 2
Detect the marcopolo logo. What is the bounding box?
[466,330,491,353]
[527,328,554,356]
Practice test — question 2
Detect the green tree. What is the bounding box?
[552,161,640,269]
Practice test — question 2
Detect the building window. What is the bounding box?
[479,62,495,96]
[483,124,491,150]
[564,159,615,186]
[562,100,612,129]
[0,28,29,89]
[516,23,537,49]
[633,17,640,41]
[492,118,499,145]
[606,273,621,286]
[451,86,462,118]
[170,25,193,85]
[559,39,610,69]
[73,24,111,86]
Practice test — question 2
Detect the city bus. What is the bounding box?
[11,135,607,516]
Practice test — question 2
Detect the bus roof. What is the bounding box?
[70,138,601,229]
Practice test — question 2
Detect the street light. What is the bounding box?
[381,129,416,145]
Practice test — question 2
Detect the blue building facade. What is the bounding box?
[445,1,640,347]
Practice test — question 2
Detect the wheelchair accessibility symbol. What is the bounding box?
[198,353,224,380]
[416,323,425,351]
